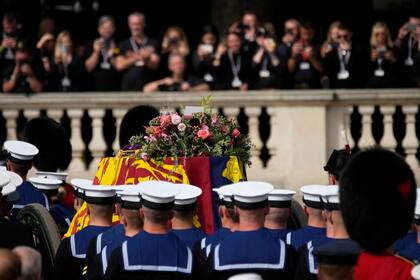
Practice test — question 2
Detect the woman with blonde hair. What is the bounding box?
[159,26,190,77]
[53,31,85,91]
[367,21,397,87]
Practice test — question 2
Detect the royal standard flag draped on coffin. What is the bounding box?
[64,155,245,238]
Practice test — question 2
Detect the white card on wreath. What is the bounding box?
[184,106,204,116]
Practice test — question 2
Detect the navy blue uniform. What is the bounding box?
[104,231,199,280]
[205,228,297,280]
[50,202,75,227]
[172,228,206,248]
[12,181,49,215]
[293,237,337,280]
[398,242,420,263]
[394,231,417,252]
[286,225,326,250]
[268,228,292,240]
[53,225,111,280]
[197,227,231,259]
[84,224,128,280]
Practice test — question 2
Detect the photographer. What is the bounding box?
[159,26,190,77]
[143,53,208,93]
[212,32,252,90]
[85,15,120,91]
[0,12,24,69]
[395,15,420,87]
[366,22,397,88]
[192,25,219,88]
[320,21,341,59]
[287,22,323,89]
[2,43,43,93]
[252,27,283,89]
[240,11,259,54]
[53,31,85,92]
[115,12,160,91]
[278,18,300,88]
[323,23,368,88]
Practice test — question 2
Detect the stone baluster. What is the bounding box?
[3,110,19,140]
[47,109,64,123]
[402,106,420,176]
[380,106,397,150]
[112,109,128,151]
[88,109,107,175]
[358,106,376,148]
[67,109,85,175]
[244,107,263,170]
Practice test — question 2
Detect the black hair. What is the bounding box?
[119,106,159,148]
[23,117,72,172]
[339,147,416,253]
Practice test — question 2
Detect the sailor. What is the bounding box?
[171,183,206,248]
[3,140,49,215]
[196,185,239,260]
[29,173,75,233]
[313,239,361,280]
[339,148,416,279]
[84,185,143,280]
[53,179,116,280]
[397,188,420,262]
[286,185,327,250]
[294,185,350,280]
[205,181,297,280]
[103,181,199,280]
[0,169,35,248]
[265,188,296,240]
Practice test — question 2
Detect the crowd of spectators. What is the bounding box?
[1,11,420,93]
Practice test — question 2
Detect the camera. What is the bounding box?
[329,42,340,49]
[406,24,418,32]
[199,44,214,54]
[256,27,267,37]
[286,28,295,35]
[168,37,180,47]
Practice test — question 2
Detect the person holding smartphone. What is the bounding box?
[395,15,420,87]
[192,25,219,89]
[212,32,252,90]
[85,15,120,91]
[252,27,284,89]
[287,22,323,89]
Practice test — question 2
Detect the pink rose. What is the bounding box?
[201,125,209,131]
[140,152,149,161]
[221,125,229,135]
[178,123,186,132]
[197,129,210,140]
[211,116,219,125]
[160,115,171,126]
[232,128,241,138]
[171,114,182,125]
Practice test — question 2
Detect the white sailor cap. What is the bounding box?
[4,140,39,164]
[138,181,180,211]
[320,185,340,211]
[232,181,274,209]
[29,176,62,191]
[0,170,22,197]
[216,184,236,208]
[228,273,263,280]
[71,178,116,204]
[114,185,143,210]
[36,171,68,182]
[268,189,296,208]
[412,264,420,280]
[174,184,202,211]
[300,185,327,209]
